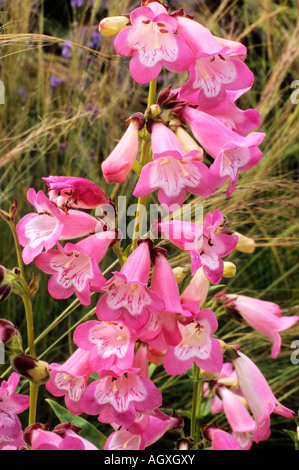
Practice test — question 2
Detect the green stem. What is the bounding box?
[132,78,157,250]
[8,220,26,280]
[190,364,201,443]
[8,218,38,425]
[28,383,39,426]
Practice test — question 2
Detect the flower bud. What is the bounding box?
[234,232,256,254]
[12,354,50,385]
[177,437,194,450]
[172,265,189,284]
[222,261,237,278]
[200,369,220,381]
[0,265,6,284]
[175,126,204,162]
[0,319,23,357]
[145,104,162,120]
[0,283,12,302]
[99,16,129,37]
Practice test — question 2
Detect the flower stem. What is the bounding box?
[190,364,201,444]
[8,218,38,425]
[28,383,39,426]
[132,78,157,250]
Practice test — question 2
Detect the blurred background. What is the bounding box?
[0,0,298,449]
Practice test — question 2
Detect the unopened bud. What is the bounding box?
[145,104,162,119]
[177,437,194,450]
[0,283,12,302]
[234,232,256,254]
[172,265,189,284]
[222,261,237,278]
[0,319,23,357]
[175,126,204,161]
[28,273,39,299]
[99,16,129,37]
[200,369,220,381]
[12,355,50,385]
[0,265,6,284]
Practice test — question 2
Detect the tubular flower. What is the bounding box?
[80,368,162,428]
[176,15,251,105]
[223,294,299,359]
[232,351,295,443]
[163,309,223,376]
[96,239,165,331]
[46,349,92,416]
[102,114,144,184]
[16,189,101,264]
[114,2,194,84]
[35,232,115,305]
[42,176,111,211]
[157,209,238,282]
[24,423,99,450]
[133,122,215,212]
[0,373,30,450]
[73,320,136,374]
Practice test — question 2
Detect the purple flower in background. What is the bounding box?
[61,41,73,59]
[89,32,101,50]
[71,0,85,8]
[50,75,65,89]
[18,86,29,100]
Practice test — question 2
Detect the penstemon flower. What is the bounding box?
[133,122,215,211]
[80,367,162,428]
[114,1,194,84]
[35,232,115,305]
[0,373,30,449]
[96,239,165,331]
[16,189,102,264]
[157,209,238,281]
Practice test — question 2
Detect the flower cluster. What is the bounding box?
[1,0,297,452]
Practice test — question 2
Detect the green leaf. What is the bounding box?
[46,399,106,449]
[283,429,298,445]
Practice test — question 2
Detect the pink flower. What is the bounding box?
[16,189,101,264]
[96,239,165,331]
[181,106,265,198]
[105,411,182,450]
[178,87,262,137]
[25,423,99,450]
[114,2,194,84]
[224,294,299,359]
[163,309,223,375]
[102,115,144,184]
[204,425,244,451]
[80,368,162,428]
[133,123,215,211]
[35,232,115,305]
[73,320,136,373]
[42,176,111,210]
[158,210,238,282]
[219,387,255,449]
[176,16,252,104]
[180,266,210,308]
[46,349,92,415]
[203,362,239,414]
[0,373,29,449]
[232,351,295,443]
[139,249,199,348]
